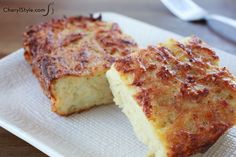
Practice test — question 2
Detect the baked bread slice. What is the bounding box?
[23,15,137,116]
[106,36,236,157]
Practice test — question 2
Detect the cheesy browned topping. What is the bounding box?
[114,36,236,157]
[23,15,137,98]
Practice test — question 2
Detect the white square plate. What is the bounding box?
[0,12,236,157]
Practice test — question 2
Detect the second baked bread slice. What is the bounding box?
[106,36,236,157]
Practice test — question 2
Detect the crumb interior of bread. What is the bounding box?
[51,73,113,115]
[106,66,167,157]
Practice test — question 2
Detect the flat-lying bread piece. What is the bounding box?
[106,36,236,157]
[23,15,137,116]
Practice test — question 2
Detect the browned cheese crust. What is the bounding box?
[114,36,236,157]
[23,15,137,113]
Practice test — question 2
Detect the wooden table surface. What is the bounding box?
[0,0,235,156]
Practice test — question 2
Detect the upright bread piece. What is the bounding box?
[23,15,137,115]
[106,36,236,157]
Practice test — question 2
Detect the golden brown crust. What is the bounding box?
[114,36,236,157]
[23,15,137,103]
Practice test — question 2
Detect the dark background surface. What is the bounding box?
[0,0,235,156]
